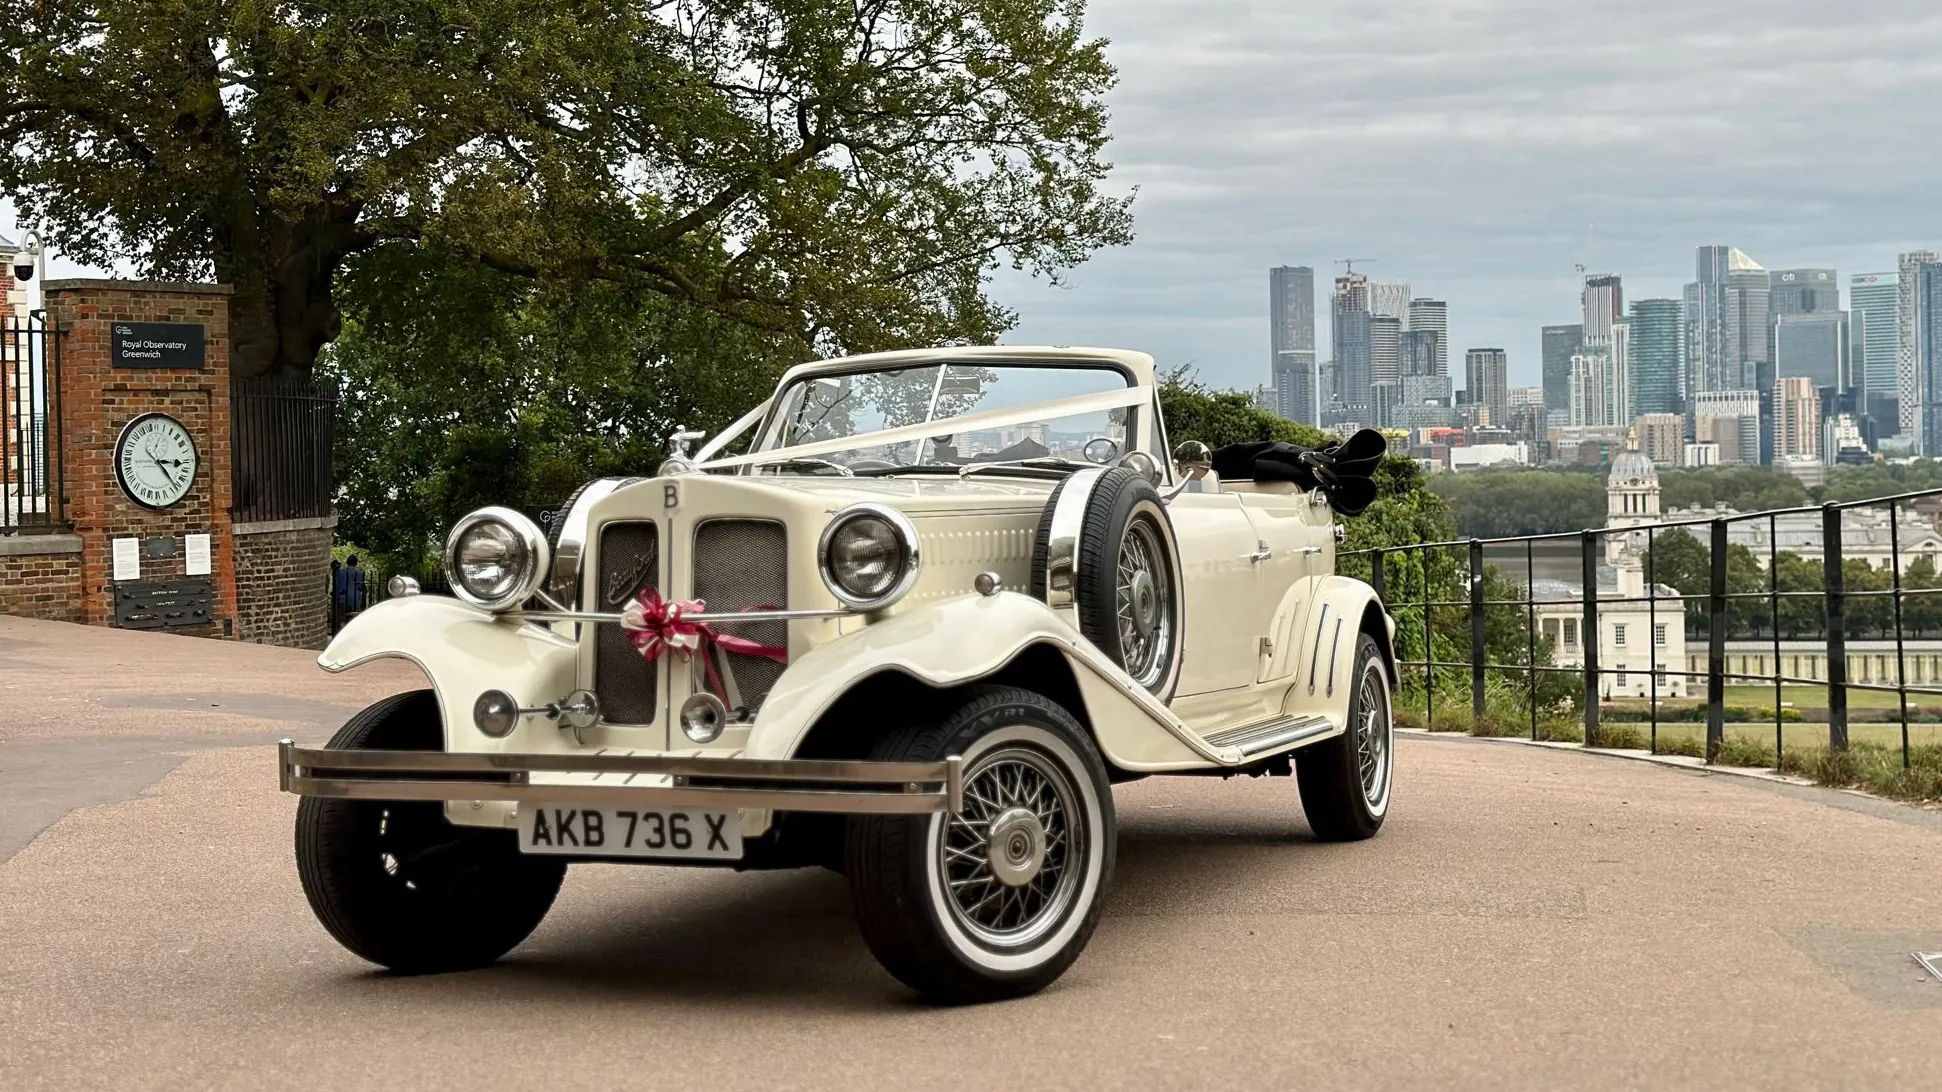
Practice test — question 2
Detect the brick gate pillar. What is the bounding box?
[45,280,238,637]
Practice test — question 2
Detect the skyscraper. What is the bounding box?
[1628,299,1683,417]
[1400,328,1440,377]
[1406,298,1448,375]
[1268,266,1317,424]
[1774,377,1821,460]
[1769,269,1839,315]
[1582,274,1624,339]
[1542,323,1583,415]
[1331,273,1373,424]
[1465,348,1509,428]
[1899,249,1940,439]
[1917,260,1942,455]
[1368,282,1411,322]
[1569,347,1611,427]
[1370,315,1402,423]
[1690,245,1771,394]
[1772,311,1850,391]
[1851,271,1899,429]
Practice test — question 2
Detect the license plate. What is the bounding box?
[518,804,742,861]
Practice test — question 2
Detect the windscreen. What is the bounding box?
[762,363,1132,470]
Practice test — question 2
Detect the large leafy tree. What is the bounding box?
[1,0,1131,378]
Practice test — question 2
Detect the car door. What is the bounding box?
[1234,486,1332,685]
[1166,491,1267,696]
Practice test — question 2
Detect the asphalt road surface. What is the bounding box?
[2,614,1939,1091]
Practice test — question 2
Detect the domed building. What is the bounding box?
[1605,447,1659,565]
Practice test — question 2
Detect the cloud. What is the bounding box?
[998,0,1942,390]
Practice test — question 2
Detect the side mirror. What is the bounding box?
[1172,440,1211,480]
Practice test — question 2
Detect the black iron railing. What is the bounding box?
[1343,486,1942,774]
[232,377,338,523]
[1,315,62,533]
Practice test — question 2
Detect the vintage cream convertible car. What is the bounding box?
[282,346,1396,1003]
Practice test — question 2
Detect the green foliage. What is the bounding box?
[1655,734,1705,758]
[1821,460,1942,503]
[1156,369,1327,450]
[323,251,797,574]
[1658,467,1810,513]
[1429,470,1607,538]
[1592,723,1648,749]
[2,0,1132,377]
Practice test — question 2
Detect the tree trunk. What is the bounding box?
[219,205,357,382]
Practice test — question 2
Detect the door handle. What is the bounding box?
[1296,546,1324,556]
[1249,544,1273,563]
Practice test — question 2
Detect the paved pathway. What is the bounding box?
[1,615,1939,1090]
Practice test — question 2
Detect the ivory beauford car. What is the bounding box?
[283,346,1397,1002]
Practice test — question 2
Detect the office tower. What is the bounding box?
[1368,281,1411,322]
[1692,389,1762,464]
[1851,271,1899,428]
[1635,413,1683,465]
[1918,260,1942,455]
[1690,245,1771,393]
[1582,274,1624,339]
[1899,250,1941,439]
[1774,376,1821,460]
[1370,314,1401,387]
[1331,273,1373,423]
[1608,320,1632,425]
[1772,311,1851,391]
[1627,299,1683,417]
[1268,266,1318,424]
[1509,386,1545,408]
[1769,269,1839,315]
[1542,323,1583,414]
[1406,299,1449,374]
[1823,413,1868,464]
[1396,373,1455,431]
[1400,328,1440,377]
[1465,348,1509,428]
[1569,347,1611,427]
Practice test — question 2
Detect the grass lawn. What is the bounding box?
[1641,720,1942,752]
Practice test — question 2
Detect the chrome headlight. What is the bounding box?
[444,506,550,611]
[818,502,920,610]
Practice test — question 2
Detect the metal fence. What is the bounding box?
[330,567,449,635]
[1343,486,1942,774]
[232,377,338,523]
[1,315,61,533]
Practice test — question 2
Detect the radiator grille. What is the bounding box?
[693,520,789,714]
[594,521,660,724]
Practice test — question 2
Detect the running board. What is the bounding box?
[1200,714,1336,759]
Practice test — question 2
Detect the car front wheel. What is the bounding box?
[845,687,1116,1003]
[294,689,566,973]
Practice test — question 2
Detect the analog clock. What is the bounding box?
[114,413,199,510]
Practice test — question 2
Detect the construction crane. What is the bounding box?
[1336,258,1377,275]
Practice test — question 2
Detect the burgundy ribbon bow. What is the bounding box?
[619,587,787,703]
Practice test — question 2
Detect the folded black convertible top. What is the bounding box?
[1209,428,1388,516]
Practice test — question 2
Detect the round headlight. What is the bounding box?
[819,503,920,610]
[444,507,550,611]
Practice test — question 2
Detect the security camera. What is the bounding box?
[12,256,32,282]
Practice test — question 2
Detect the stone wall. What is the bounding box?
[0,535,85,623]
[233,517,335,649]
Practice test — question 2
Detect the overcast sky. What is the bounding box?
[996,0,1942,392]
[10,1,1941,396]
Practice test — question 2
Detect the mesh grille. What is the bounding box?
[693,520,789,714]
[594,521,659,724]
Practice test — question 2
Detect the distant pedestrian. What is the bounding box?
[344,555,367,611]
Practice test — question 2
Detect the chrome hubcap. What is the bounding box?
[939,746,1082,947]
[986,806,1047,887]
[1115,516,1173,688]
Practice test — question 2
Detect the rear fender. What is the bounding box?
[749,592,1225,772]
[1281,575,1396,724]
[317,596,579,753]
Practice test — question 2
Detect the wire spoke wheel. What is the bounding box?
[937,743,1086,950]
[1355,659,1392,811]
[1112,516,1172,689]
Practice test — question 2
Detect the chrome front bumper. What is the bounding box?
[278,741,964,815]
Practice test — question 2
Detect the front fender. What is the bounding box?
[318,596,579,753]
[748,592,1226,772]
[1282,575,1396,724]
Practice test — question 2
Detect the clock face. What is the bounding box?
[114,413,199,510]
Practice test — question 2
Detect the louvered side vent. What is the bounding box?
[594,521,659,724]
[693,520,789,715]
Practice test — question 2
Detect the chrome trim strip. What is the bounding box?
[1326,616,1343,697]
[287,777,950,815]
[548,478,638,606]
[1201,715,1335,757]
[1308,603,1330,695]
[1040,466,1110,624]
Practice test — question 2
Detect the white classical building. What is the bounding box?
[1535,451,1688,699]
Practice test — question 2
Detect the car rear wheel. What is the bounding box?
[1295,634,1394,841]
[294,689,566,973]
[845,687,1115,1003]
